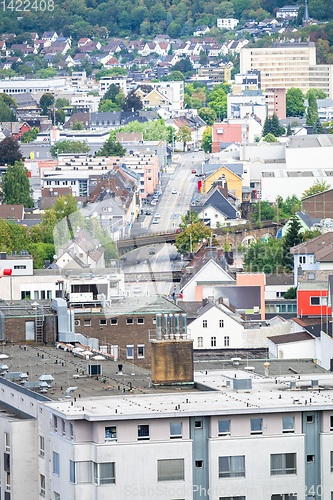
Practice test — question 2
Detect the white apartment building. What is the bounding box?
[0,78,67,95]
[240,43,333,98]
[2,352,333,500]
[99,77,127,96]
[152,81,184,110]
[217,18,239,30]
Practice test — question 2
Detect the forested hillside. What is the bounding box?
[0,0,332,40]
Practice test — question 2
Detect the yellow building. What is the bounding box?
[203,166,242,200]
[136,88,171,108]
[197,65,231,83]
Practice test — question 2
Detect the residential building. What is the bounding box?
[197,64,232,84]
[217,18,239,30]
[212,122,243,152]
[99,77,127,96]
[302,188,333,219]
[3,346,333,500]
[240,42,333,98]
[276,4,301,19]
[194,187,240,227]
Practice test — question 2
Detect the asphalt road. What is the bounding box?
[132,152,205,235]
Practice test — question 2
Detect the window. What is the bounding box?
[203,320,208,328]
[138,424,149,440]
[5,432,10,451]
[127,345,134,359]
[54,493,60,500]
[330,415,333,431]
[195,460,203,468]
[70,460,75,483]
[195,420,202,429]
[40,474,45,496]
[307,455,314,463]
[110,318,118,325]
[39,435,45,457]
[282,417,294,433]
[70,423,74,440]
[34,291,39,300]
[99,463,115,484]
[250,418,262,435]
[105,426,117,442]
[219,456,245,478]
[307,415,314,423]
[224,336,230,347]
[100,319,107,326]
[47,290,52,299]
[76,461,92,483]
[198,337,203,347]
[157,459,184,481]
[53,452,60,475]
[220,497,245,500]
[218,420,230,436]
[299,256,306,264]
[21,291,30,299]
[137,318,144,324]
[211,337,216,347]
[170,422,182,439]
[137,345,145,358]
[62,419,65,436]
[126,318,134,325]
[84,319,91,326]
[270,453,296,475]
[41,290,45,299]
[271,496,297,500]
[53,415,58,433]
[219,320,224,328]
[4,452,10,472]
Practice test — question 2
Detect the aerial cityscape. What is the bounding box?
[0,0,333,498]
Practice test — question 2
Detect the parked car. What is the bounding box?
[176,228,182,233]
[151,200,157,205]
[172,189,177,194]
[192,170,196,174]
[152,218,159,224]
[155,213,160,218]
[145,210,152,215]
[148,248,155,255]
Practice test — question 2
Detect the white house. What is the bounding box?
[217,18,239,30]
[180,259,234,301]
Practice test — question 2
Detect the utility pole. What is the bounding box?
[276,197,279,227]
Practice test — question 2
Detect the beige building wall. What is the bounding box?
[240,43,333,98]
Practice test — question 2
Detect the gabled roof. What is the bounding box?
[290,232,333,261]
[267,331,314,344]
[181,257,234,291]
[198,188,238,219]
[0,204,24,220]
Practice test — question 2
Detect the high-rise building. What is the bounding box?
[240,43,333,98]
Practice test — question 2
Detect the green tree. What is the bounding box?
[313,117,324,134]
[263,133,278,143]
[0,219,14,252]
[302,180,331,199]
[0,100,17,122]
[0,93,17,109]
[50,140,90,158]
[243,238,285,273]
[306,88,327,100]
[55,98,70,109]
[71,119,84,130]
[179,210,200,228]
[201,126,212,153]
[40,93,55,115]
[96,137,126,157]
[286,88,305,117]
[123,90,142,111]
[176,125,192,151]
[21,127,39,143]
[167,71,185,81]
[286,124,292,136]
[283,214,303,268]
[208,85,227,120]
[270,113,284,136]
[306,89,318,126]
[198,108,217,126]
[101,83,121,102]
[2,161,34,207]
[175,221,216,253]
[252,201,275,221]
[199,50,209,66]
[0,137,23,165]
[284,287,297,299]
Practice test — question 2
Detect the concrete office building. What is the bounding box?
[240,43,333,98]
[1,347,333,500]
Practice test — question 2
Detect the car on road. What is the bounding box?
[155,213,160,218]
[192,169,196,174]
[152,218,159,224]
[176,228,182,233]
[148,248,155,255]
[172,189,177,194]
[151,200,157,205]
[145,210,152,215]
[120,255,127,261]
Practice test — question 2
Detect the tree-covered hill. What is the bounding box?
[0,0,332,41]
